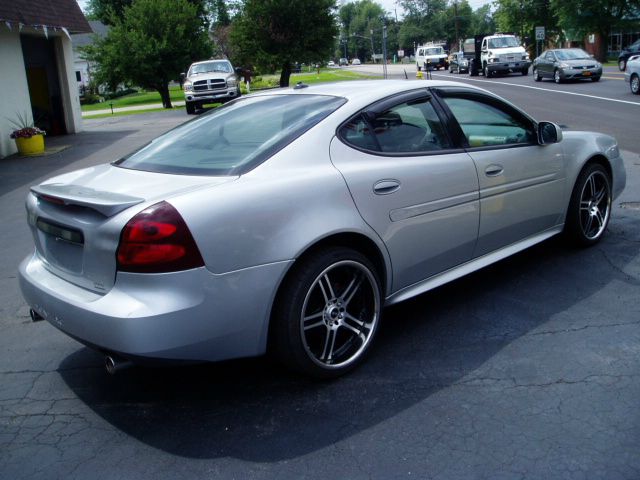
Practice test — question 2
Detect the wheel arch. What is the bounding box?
[266,231,390,350]
[563,153,612,224]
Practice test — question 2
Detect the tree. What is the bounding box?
[87,0,209,27]
[551,0,640,61]
[494,0,559,48]
[231,0,338,87]
[338,0,387,62]
[398,0,448,50]
[85,0,211,108]
[469,4,496,36]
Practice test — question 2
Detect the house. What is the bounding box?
[0,0,91,158]
[72,20,109,96]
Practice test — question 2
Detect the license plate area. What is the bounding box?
[582,71,592,76]
[36,218,84,273]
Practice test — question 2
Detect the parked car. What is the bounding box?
[19,81,626,378]
[448,51,469,74]
[625,54,640,94]
[339,58,348,66]
[618,39,640,71]
[327,60,336,67]
[351,58,361,65]
[533,48,602,83]
[181,59,240,115]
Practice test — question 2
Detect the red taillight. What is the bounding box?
[117,201,204,273]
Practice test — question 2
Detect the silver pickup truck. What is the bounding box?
[182,59,241,114]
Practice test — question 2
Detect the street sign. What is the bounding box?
[535,26,545,41]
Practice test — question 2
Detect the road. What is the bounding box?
[1,73,639,480]
[352,63,640,153]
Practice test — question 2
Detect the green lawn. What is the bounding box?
[82,69,376,115]
[81,86,185,111]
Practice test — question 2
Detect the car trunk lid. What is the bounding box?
[27,164,236,293]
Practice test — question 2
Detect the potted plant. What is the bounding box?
[8,112,46,156]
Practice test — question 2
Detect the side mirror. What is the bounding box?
[538,121,563,145]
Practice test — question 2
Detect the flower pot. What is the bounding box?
[15,134,45,156]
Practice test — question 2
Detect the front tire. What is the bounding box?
[484,64,491,78]
[631,74,640,94]
[272,247,382,378]
[564,163,612,247]
[554,69,562,84]
[521,67,528,76]
[185,102,196,114]
[533,67,542,81]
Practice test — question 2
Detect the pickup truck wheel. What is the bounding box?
[484,64,491,78]
[185,102,195,115]
[521,68,528,76]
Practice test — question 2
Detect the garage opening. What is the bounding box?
[20,35,67,136]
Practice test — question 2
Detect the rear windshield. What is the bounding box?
[114,94,346,176]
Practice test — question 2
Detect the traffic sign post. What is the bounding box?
[535,26,545,58]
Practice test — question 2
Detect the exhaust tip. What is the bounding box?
[105,355,132,375]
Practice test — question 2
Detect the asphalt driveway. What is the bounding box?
[1,109,639,480]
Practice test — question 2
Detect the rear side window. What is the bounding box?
[115,95,345,175]
[339,96,451,154]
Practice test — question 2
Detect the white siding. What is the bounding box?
[0,30,32,158]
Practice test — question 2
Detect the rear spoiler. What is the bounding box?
[31,184,144,217]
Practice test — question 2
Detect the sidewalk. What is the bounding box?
[82,101,186,117]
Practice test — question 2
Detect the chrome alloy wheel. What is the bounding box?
[579,170,611,241]
[300,260,380,369]
[631,75,640,95]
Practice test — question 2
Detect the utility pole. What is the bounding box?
[454,1,460,51]
[382,18,388,79]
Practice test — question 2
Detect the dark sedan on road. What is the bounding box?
[533,48,602,83]
[448,52,469,74]
[618,39,640,71]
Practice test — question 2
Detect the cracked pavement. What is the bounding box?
[1,110,639,480]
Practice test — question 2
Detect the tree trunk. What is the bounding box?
[596,28,610,63]
[158,82,172,109]
[279,62,292,88]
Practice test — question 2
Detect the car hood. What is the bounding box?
[561,59,598,66]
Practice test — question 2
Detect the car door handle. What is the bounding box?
[373,179,401,195]
[485,164,504,177]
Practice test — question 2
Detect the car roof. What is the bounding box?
[255,80,484,103]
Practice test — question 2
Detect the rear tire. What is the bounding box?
[521,67,528,76]
[533,67,542,81]
[564,163,612,247]
[272,247,382,378]
[619,59,626,71]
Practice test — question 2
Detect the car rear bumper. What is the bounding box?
[19,253,291,362]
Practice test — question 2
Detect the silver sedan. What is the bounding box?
[19,80,626,378]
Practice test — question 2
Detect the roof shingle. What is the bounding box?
[0,0,91,34]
